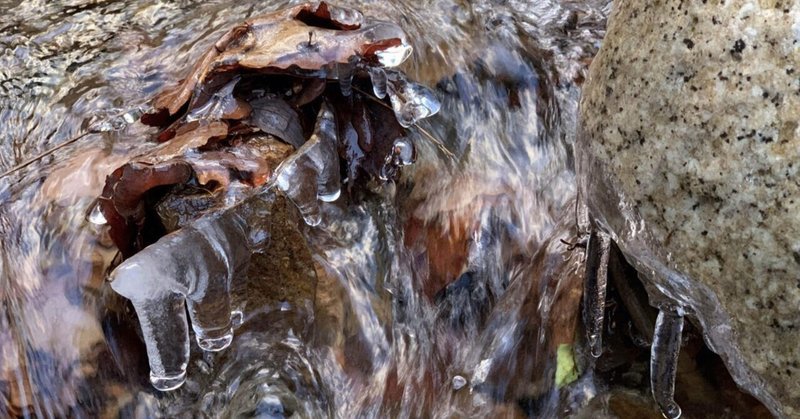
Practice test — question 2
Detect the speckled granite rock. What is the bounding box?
[577,1,800,417]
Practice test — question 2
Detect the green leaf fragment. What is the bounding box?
[555,343,579,388]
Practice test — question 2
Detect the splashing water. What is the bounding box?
[1,0,768,417]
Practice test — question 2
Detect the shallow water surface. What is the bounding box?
[1,1,763,418]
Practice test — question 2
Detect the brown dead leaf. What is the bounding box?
[100,161,193,257]
[148,120,229,159]
[146,1,406,121]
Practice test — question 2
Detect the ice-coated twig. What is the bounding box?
[582,230,610,357]
[650,305,684,419]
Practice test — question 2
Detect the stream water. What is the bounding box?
[0,1,768,418]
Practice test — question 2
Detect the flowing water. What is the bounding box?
[2,0,736,417]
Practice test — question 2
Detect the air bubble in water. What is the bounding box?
[87,203,107,225]
[452,375,467,391]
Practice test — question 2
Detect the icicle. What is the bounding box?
[385,70,441,127]
[337,61,354,97]
[368,67,388,99]
[379,138,415,181]
[108,211,253,390]
[650,305,684,419]
[582,231,610,357]
[275,103,341,226]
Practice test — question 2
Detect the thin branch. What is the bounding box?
[0,131,92,179]
[0,84,454,180]
[0,107,145,179]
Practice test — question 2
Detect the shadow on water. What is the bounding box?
[0,0,771,417]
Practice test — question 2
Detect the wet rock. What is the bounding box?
[578,1,800,416]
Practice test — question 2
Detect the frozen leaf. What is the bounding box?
[150,120,229,158]
[144,1,410,121]
[99,134,292,257]
[100,161,194,257]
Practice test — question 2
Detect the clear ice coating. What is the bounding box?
[650,305,684,419]
[326,3,364,28]
[186,77,241,122]
[582,231,610,358]
[368,67,388,99]
[379,138,415,180]
[250,97,306,149]
[359,23,412,68]
[108,210,253,391]
[275,104,341,226]
[375,44,412,67]
[92,107,146,133]
[385,70,441,127]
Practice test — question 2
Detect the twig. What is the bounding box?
[0,107,144,179]
[0,131,92,179]
[0,84,454,180]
